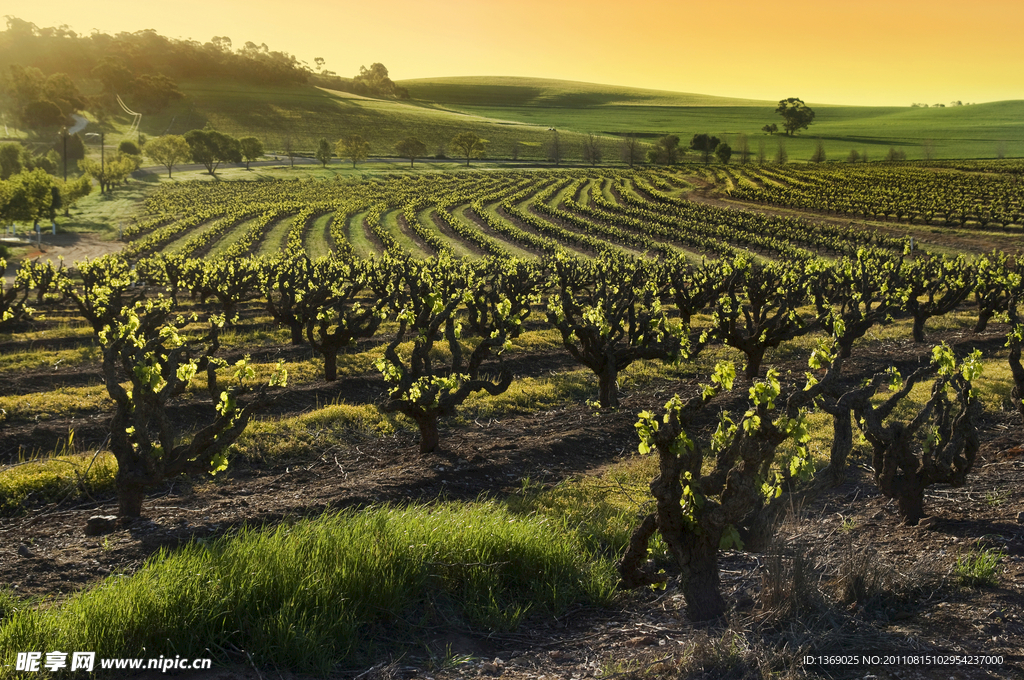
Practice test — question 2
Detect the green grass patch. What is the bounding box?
[343,210,378,258]
[505,456,662,559]
[0,503,617,674]
[304,211,336,259]
[0,385,111,424]
[954,547,1005,587]
[231,402,395,461]
[0,343,99,374]
[0,450,118,516]
[380,206,432,259]
[418,207,478,258]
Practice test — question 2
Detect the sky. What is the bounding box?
[3,0,1021,106]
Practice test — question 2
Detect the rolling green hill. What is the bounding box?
[399,76,1024,161]
[398,76,775,108]
[11,75,1021,163]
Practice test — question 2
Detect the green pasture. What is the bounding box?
[400,77,1024,162]
[12,75,1016,173]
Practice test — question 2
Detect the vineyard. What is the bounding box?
[703,160,1024,231]
[1,166,1023,678]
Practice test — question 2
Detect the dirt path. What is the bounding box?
[3,232,125,281]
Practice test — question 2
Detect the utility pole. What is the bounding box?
[60,126,68,183]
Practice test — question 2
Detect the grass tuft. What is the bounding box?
[954,547,1004,587]
[0,503,617,675]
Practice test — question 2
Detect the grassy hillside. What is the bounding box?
[7,75,1020,163]
[398,76,774,108]
[105,79,592,160]
[400,77,1024,161]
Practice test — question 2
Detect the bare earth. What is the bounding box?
[2,208,1024,678]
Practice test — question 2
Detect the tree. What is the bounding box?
[129,73,183,113]
[545,129,564,166]
[303,256,396,381]
[79,154,135,193]
[705,260,812,380]
[885,147,907,162]
[99,298,285,516]
[581,133,602,166]
[335,135,370,168]
[58,174,92,216]
[282,131,296,168]
[774,140,788,164]
[21,99,64,131]
[239,137,264,170]
[620,361,821,621]
[736,134,750,164]
[378,256,529,452]
[620,135,644,168]
[352,63,409,98]
[689,134,720,165]
[395,137,427,167]
[54,132,85,170]
[146,135,191,178]
[849,347,981,525]
[810,139,826,163]
[315,138,333,167]
[118,140,141,157]
[184,129,242,175]
[775,97,815,136]
[545,253,684,408]
[761,123,778,135]
[648,135,681,165]
[714,142,732,165]
[451,132,486,166]
[0,143,27,180]
[3,168,55,228]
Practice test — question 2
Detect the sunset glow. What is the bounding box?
[2,0,1021,105]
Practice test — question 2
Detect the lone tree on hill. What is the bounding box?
[776,97,815,136]
[451,131,486,166]
[395,137,427,167]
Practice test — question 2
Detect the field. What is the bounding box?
[15,76,1021,168]
[401,77,1024,161]
[1,160,1024,679]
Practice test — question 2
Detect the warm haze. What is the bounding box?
[2,0,1021,106]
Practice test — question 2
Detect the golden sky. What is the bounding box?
[4,0,1021,105]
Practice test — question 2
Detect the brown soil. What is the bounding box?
[2,322,1023,679]
[3,232,125,274]
[2,222,1024,678]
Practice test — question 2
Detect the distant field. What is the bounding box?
[400,77,1024,161]
[132,79,597,160]
[8,76,1021,164]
